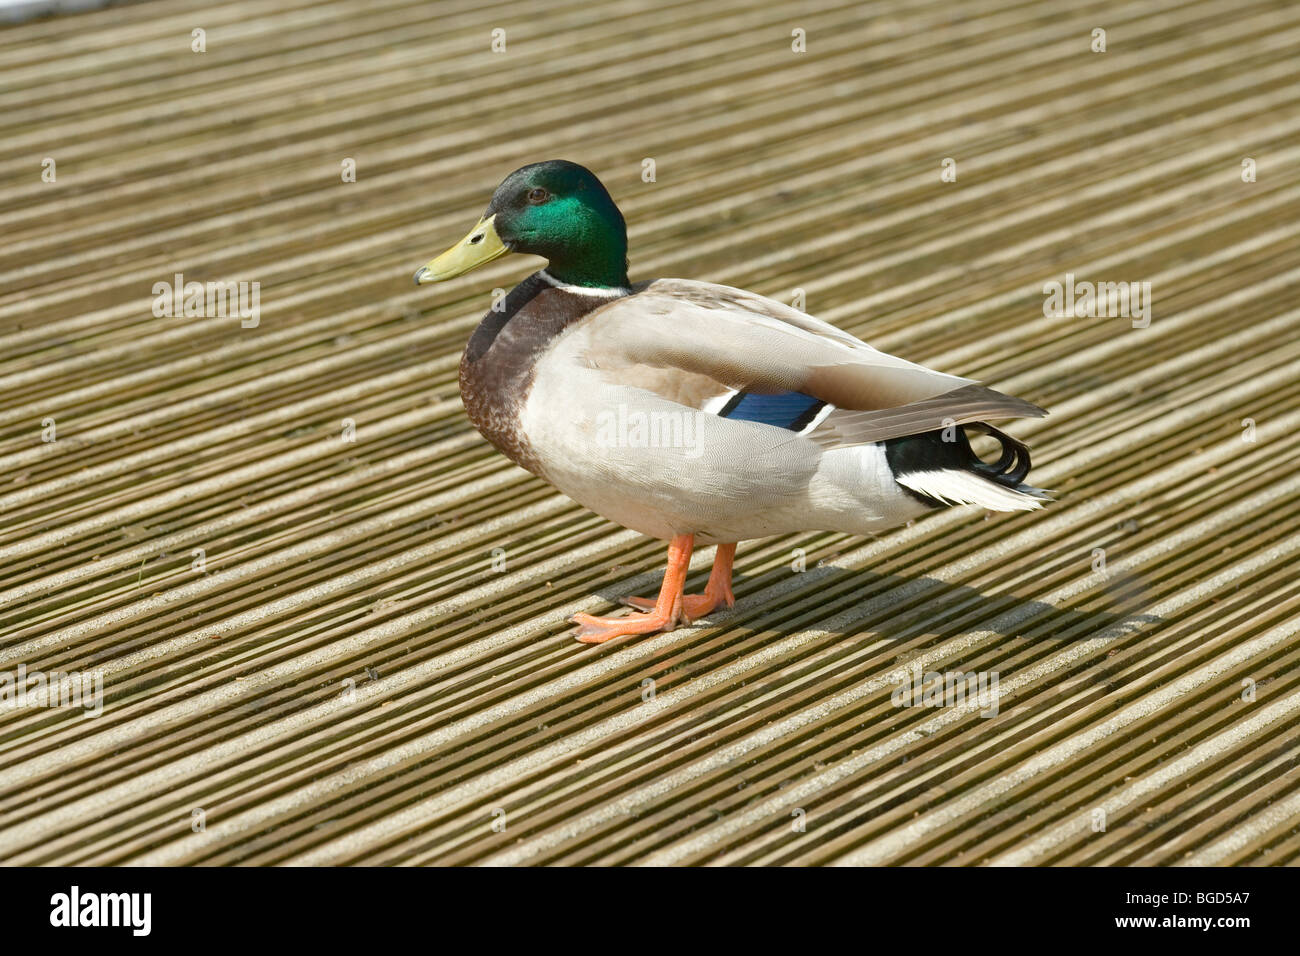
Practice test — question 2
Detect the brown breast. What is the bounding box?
[458,273,617,477]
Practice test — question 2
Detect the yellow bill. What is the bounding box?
[413,214,508,284]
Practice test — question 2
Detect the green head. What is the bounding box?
[414,160,629,289]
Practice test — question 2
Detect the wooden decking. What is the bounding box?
[1,0,1298,865]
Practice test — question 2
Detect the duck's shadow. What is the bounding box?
[590,561,1162,645]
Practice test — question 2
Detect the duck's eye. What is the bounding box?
[527,187,550,204]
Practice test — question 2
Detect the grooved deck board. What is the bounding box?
[1,0,1297,866]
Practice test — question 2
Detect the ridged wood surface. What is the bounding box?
[0,0,1297,865]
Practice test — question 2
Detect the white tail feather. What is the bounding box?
[896,469,1046,512]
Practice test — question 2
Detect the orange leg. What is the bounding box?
[622,543,736,621]
[571,534,694,644]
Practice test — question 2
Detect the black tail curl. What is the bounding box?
[884,421,1034,507]
[963,422,1032,487]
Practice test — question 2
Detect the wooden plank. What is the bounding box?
[1,0,1297,866]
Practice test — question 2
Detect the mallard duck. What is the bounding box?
[414,160,1047,644]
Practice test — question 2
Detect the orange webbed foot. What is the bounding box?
[620,586,733,621]
[570,608,681,644]
[620,542,736,623]
[572,539,738,644]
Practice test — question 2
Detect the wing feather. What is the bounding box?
[584,279,1045,446]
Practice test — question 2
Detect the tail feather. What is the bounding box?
[965,422,1032,488]
[884,422,1049,511]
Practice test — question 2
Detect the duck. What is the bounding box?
[414,160,1047,644]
